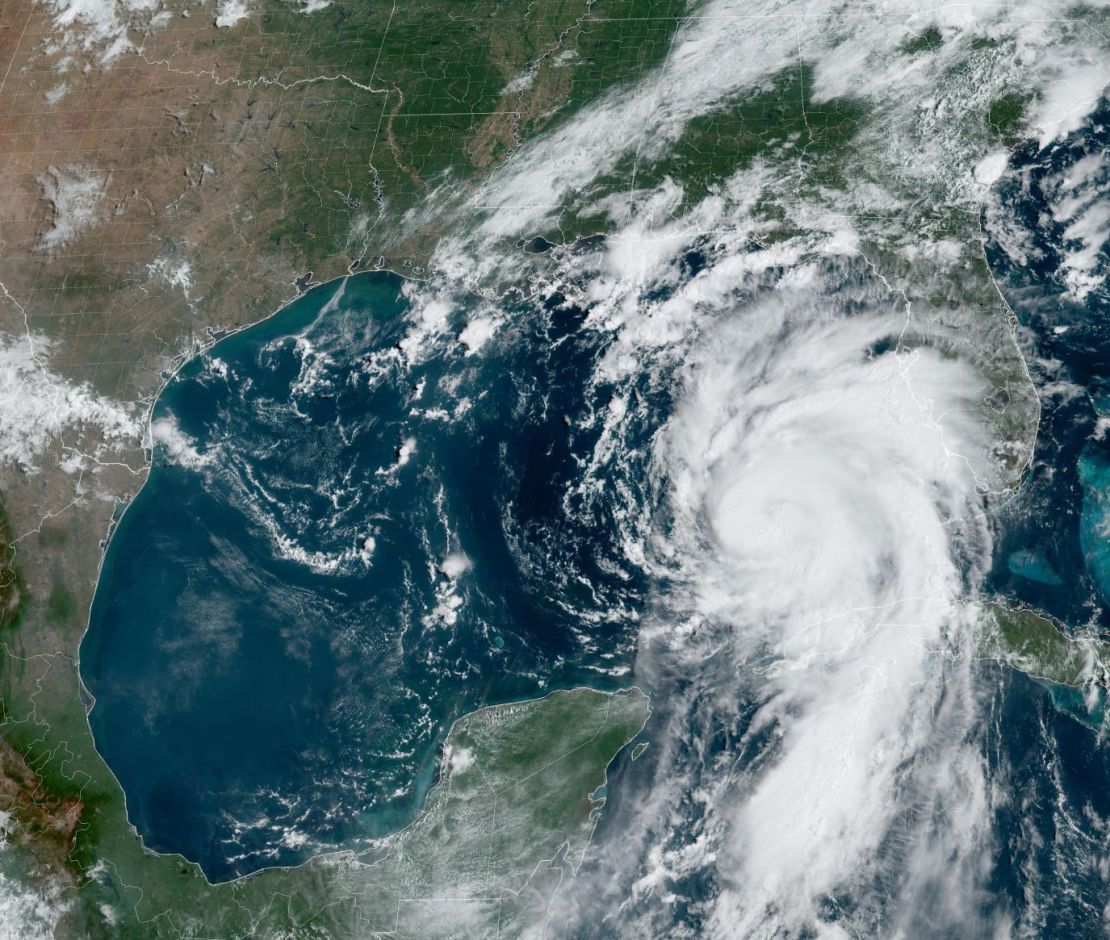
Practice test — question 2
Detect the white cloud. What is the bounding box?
[0,823,72,940]
[36,165,109,252]
[632,266,995,937]
[150,415,209,469]
[446,745,474,776]
[214,0,329,27]
[973,150,1009,186]
[396,437,416,467]
[1031,54,1108,147]
[1041,149,1110,300]
[425,0,1110,296]
[457,316,498,354]
[525,184,1009,934]
[439,552,470,579]
[214,0,250,29]
[398,290,454,363]
[146,257,194,299]
[383,9,1096,929]
[40,0,162,66]
[0,872,69,940]
[0,332,140,472]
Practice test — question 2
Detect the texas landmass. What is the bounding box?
[0,0,1105,934]
[0,0,680,932]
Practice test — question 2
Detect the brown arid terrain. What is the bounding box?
[3,0,1107,933]
[0,0,680,930]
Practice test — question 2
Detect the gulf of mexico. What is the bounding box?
[80,271,646,881]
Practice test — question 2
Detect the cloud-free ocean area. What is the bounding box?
[80,273,650,880]
[78,98,1110,933]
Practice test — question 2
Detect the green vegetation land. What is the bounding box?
[0,1,680,933]
[199,0,690,271]
[2,684,647,937]
[550,63,867,241]
[979,601,1110,689]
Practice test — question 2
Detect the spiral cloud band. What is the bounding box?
[657,282,992,935]
[545,250,1004,936]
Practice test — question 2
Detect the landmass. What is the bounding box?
[0,0,1103,932]
[0,1,677,929]
[2,684,648,936]
[979,601,1110,691]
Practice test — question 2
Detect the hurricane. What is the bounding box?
[432,213,1002,934]
[68,0,1110,935]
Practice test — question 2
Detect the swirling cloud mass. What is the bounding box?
[398,1,1088,922]
[18,0,1110,931]
[450,215,1004,934]
[634,266,997,937]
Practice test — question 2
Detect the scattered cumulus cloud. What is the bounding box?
[150,415,209,469]
[36,164,110,252]
[458,316,498,354]
[1044,150,1110,300]
[146,257,195,300]
[39,0,160,66]
[214,0,250,29]
[0,821,71,940]
[0,332,140,471]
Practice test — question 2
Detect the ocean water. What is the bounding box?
[80,273,652,880]
[979,99,1110,933]
[77,95,1110,930]
[573,106,1110,934]
[983,104,1110,631]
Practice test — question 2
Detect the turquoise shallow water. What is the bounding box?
[77,94,1110,930]
[1079,449,1110,605]
[80,272,648,880]
[1007,548,1064,586]
[980,97,1110,934]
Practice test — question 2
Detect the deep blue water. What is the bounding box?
[81,273,656,880]
[981,100,1110,932]
[984,107,1110,629]
[78,92,1110,928]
